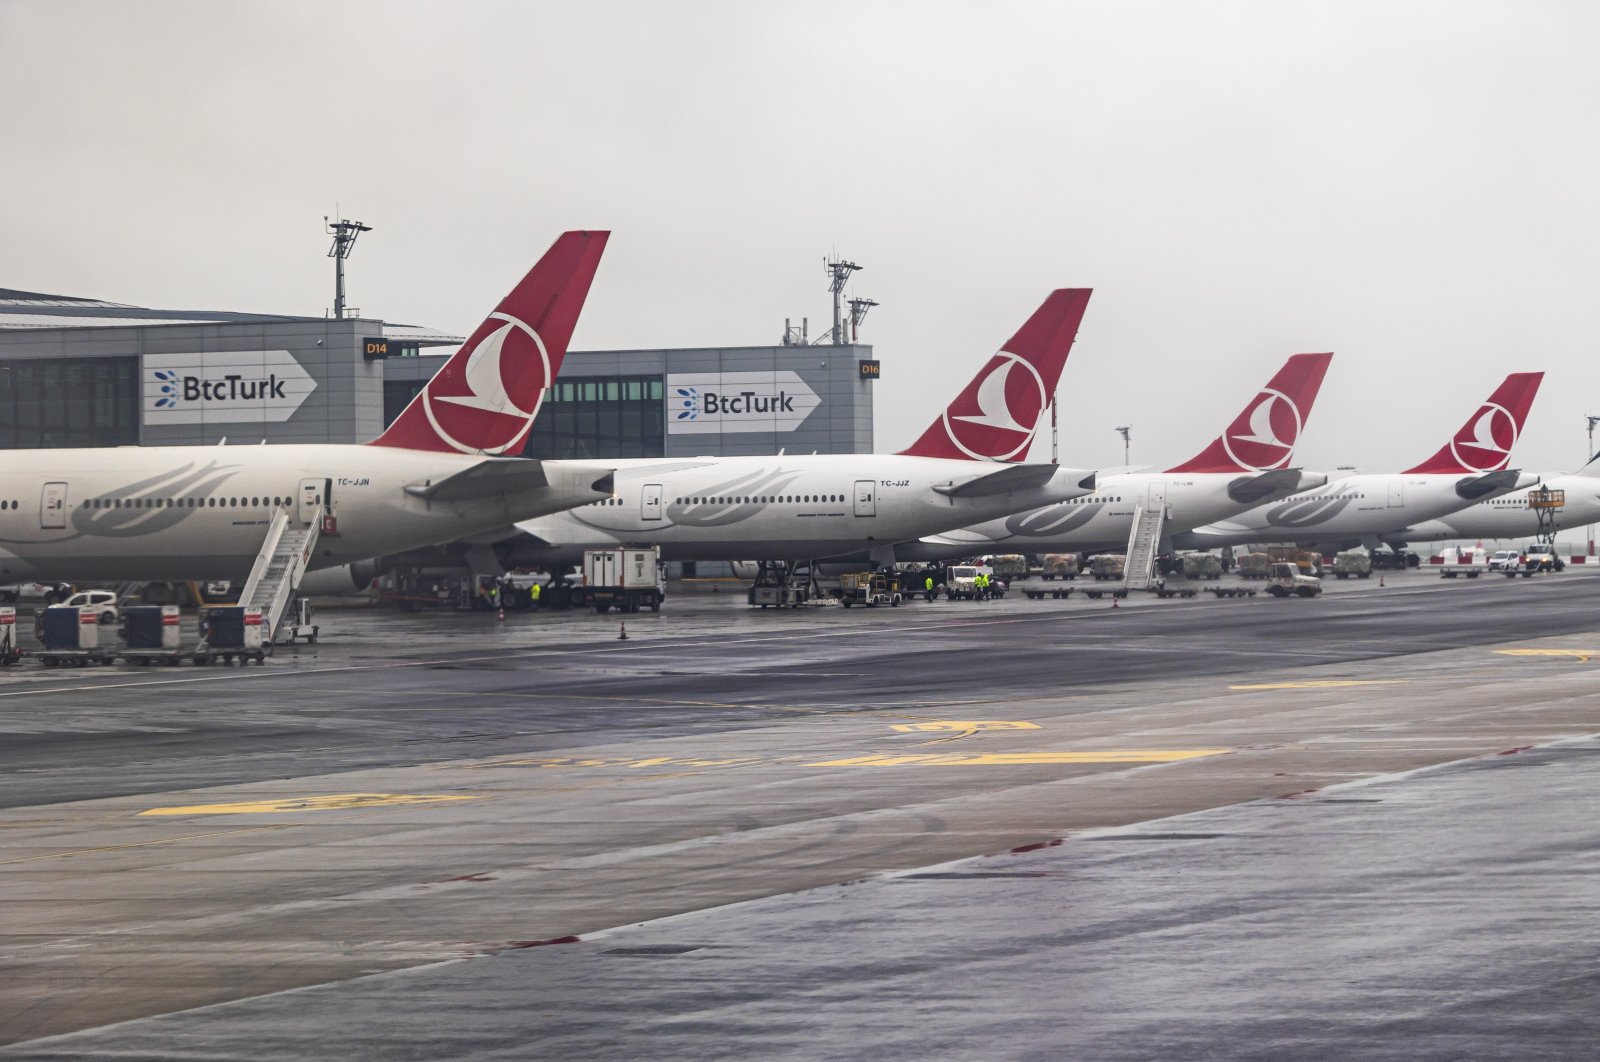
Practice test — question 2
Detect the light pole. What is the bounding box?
[326,217,372,319]
[1115,425,1131,466]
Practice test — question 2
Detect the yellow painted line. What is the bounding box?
[138,793,479,816]
[1496,649,1597,663]
[806,749,1230,767]
[466,755,764,770]
[1230,680,1407,691]
[890,721,1041,734]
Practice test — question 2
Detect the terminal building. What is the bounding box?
[0,288,877,459]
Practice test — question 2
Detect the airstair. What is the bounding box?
[237,505,322,642]
[1121,500,1166,592]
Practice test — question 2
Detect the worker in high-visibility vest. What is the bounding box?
[529,581,542,612]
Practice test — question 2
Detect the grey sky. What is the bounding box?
[3,1,1596,473]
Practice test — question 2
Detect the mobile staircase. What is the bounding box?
[235,505,322,644]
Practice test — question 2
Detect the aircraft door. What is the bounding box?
[298,477,327,527]
[1147,480,1168,517]
[854,479,877,517]
[1388,481,1403,508]
[40,481,67,530]
[642,483,663,521]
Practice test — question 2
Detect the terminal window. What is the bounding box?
[0,357,140,449]
[381,374,666,459]
[525,376,665,460]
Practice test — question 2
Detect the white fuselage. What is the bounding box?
[890,469,1323,561]
[1394,472,1600,544]
[500,454,1097,565]
[0,445,611,582]
[1174,470,1540,551]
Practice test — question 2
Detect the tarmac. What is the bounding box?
[2,565,1598,1058]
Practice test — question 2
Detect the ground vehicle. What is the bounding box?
[839,572,902,607]
[1088,554,1125,581]
[579,548,665,613]
[1331,548,1373,579]
[1267,545,1323,577]
[1236,552,1271,579]
[1040,554,1080,580]
[63,589,118,623]
[944,564,997,600]
[1266,561,1322,598]
[978,555,1029,581]
[1523,545,1564,573]
[0,582,73,605]
[1179,552,1223,579]
[1488,549,1522,572]
[1433,546,1489,578]
[1370,547,1421,570]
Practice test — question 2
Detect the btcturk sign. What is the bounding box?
[142,350,318,426]
[665,371,821,435]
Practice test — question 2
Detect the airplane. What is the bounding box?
[0,231,618,583]
[889,351,1335,561]
[313,288,1103,586]
[1385,452,1600,546]
[1171,372,1545,553]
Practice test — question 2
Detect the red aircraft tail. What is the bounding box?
[370,230,610,455]
[1402,371,1544,474]
[897,289,1091,462]
[1167,352,1333,473]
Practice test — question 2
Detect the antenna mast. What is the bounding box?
[326,216,372,319]
[824,257,861,345]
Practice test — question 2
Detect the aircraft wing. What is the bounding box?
[935,464,1096,499]
[405,458,614,502]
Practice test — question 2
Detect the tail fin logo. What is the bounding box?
[421,312,550,455]
[1221,389,1303,472]
[1448,403,1517,473]
[940,351,1049,461]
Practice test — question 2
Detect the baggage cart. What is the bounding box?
[119,605,187,666]
[0,606,19,666]
[194,606,267,665]
[35,606,116,667]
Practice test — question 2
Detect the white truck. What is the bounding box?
[579,547,665,613]
[1433,546,1489,578]
[1266,562,1323,598]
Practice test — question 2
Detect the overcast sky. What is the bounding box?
[3,1,1597,473]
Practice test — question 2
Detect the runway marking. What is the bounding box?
[466,755,764,771]
[1495,648,1598,663]
[1230,680,1407,690]
[891,721,1041,735]
[137,793,480,816]
[806,749,1230,767]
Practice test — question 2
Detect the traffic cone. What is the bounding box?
[619,621,628,641]
[1111,595,1119,609]
[497,606,505,622]
[1378,574,1385,587]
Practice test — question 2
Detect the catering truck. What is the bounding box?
[578,547,665,613]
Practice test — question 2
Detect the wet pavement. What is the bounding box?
[2,567,1598,1056]
[12,738,1600,1061]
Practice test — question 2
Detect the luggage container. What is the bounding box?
[119,605,186,665]
[194,606,267,665]
[35,606,115,667]
[0,606,19,666]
